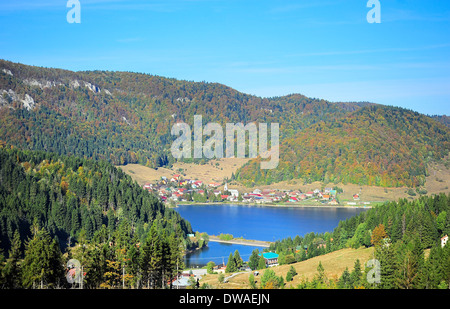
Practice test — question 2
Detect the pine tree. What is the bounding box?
[168,229,184,284]
[47,238,64,288]
[248,249,260,270]
[375,239,396,289]
[442,244,450,288]
[423,245,445,288]
[258,254,266,270]
[316,262,326,285]
[126,237,141,288]
[350,259,362,288]
[226,253,236,273]
[286,265,297,282]
[260,268,283,289]
[233,250,243,270]
[21,222,64,288]
[3,230,22,288]
[0,244,5,287]
[140,223,164,288]
[338,267,351,289]
[248,273,256,289]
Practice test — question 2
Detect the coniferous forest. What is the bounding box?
[264,193,450,289]
[0,145,449,289]
[0,146,193,289]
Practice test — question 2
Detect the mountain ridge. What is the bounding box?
[0,59,367,161]
[236,104,450,187]
[1,59,449,188]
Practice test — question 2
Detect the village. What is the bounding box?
[141,173,368,207]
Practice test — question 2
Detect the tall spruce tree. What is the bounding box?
[248,249,260,271]
[3,230,22,288]
[233,250,243,270]
[226,253,236,273]
[258,254,266,270]
[375,239,396,289]
[21,221,64,288]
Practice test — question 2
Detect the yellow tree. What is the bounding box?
[100,260,121,289]
[371,224,388,247]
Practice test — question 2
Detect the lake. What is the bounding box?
[175,204,368,267]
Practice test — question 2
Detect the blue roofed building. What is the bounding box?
[259,252,279,267]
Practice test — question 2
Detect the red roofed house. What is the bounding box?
[171,174,181,182]
[322,194,330,200]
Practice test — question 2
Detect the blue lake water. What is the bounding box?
[175,204,368,267]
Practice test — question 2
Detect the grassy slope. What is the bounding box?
[117,157,250,186]
[200,247,375,289]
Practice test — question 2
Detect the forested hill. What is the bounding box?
[236,105,450,187]
[0,146,192,255]
[268,193,450,289]
[0,59,368,167]
[432,115,450,128]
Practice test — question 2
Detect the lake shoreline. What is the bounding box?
[172,201,374,209]
[177,203,369,267]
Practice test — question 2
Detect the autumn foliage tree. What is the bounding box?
[371,224,388,247]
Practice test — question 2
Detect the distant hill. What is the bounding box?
[236,105,450,187]
[431,115,450,128]
[0,59,364,167]
[1,59,449,188]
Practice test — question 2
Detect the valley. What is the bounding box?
[1,0,450,294]
[0,59,449,291]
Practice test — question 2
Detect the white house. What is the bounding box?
[442,235,448,248]
[228,189,239,198]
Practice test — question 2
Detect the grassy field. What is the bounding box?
[199,247,375,289]
[117,157,250,186]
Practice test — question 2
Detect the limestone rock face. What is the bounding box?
[0,90,36,110]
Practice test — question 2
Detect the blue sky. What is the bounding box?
[0,0,449,115]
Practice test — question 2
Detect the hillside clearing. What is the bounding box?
[117,157,250,186]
